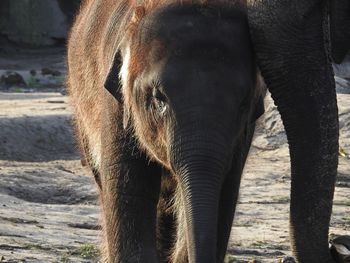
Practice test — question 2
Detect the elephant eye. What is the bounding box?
[155,99,167,115]
[152,89,168,115]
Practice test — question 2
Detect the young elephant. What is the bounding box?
[68,1,263,262]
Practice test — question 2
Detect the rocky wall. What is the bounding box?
[0,0,80,46]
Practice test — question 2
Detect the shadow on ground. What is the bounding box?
[0,114,79,162]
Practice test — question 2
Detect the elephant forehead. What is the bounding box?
[135,2,249,51]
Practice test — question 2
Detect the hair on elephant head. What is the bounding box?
[113,3,262,166]
[67,0,348,262]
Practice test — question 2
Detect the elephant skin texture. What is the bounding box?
[68,0,345,262]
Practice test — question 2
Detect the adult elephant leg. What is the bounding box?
[100,91,161,263]
[216,123,256,262]
[249,1,338,263]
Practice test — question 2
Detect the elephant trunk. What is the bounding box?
[179,163,222,263]
[171,129,231,263]
[249,1,338,262]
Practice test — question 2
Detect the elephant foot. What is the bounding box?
[330,235,350,263]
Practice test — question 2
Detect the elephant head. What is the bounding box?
[248,0,349,262]
[105,2,263,262]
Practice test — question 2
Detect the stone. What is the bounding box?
[0,71,27,89]
[333,54,350,79]
[277,256,296,263]
[335,76,350,94]
[334,53,350,94]
[41,67,62,76]
[0,0,80,46]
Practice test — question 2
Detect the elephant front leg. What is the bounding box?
[98,93,162,262]
[215,165,242,263]
[216,124,255,262]
[100,156,161,263]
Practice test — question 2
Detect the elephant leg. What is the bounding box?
[157,174,177,263]
[215,163,242,262]
[72,118,103,190]
[100,159,161,263]
[216,123,256,262]
[249,2,338,262]
[99,93,162,263]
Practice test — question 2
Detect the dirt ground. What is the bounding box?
[0,47,349,263]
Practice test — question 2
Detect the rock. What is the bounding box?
[253,90,350,151]
[333,53,350,94]
[333,54,350,79]
[335,76,350,94]
[253,93,287,150]
[0,0,80,46]
[60,87,68,95]
[0,71,27,89]
[29,69,37,76]
[41,67,62,76]
[277,256,296,263]
[330,235,350,263]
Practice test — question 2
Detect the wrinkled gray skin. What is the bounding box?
[248,0,350,262]
[68,0,349,262]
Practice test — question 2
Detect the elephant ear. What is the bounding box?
[248,1,338,262]
[104,51,131,129]
[104,51,123,103]
[329,0,350,64]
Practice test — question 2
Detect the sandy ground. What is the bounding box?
[0,48,349,263]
